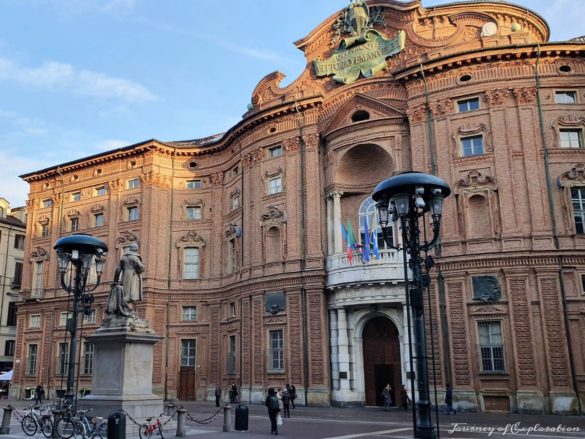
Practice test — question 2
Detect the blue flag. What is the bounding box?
[363,215,371,263]
[371,215,380,260]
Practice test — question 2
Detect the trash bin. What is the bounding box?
[234,404,248,431]
[107,412,126,439]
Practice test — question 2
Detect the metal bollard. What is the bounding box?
[164,402,175,417]
[175,408,186,437]
[222,404,233,432]
[0,405,13,434]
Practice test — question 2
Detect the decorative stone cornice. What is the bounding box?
[405,104,428,124]
[123,197,140,207]
[90,203,105,214]
[210,172,223,185]
[66,209,80,218]
[30,247,49,261]
[260,205,287,224]
[557,163,585,188]
[513,87,537,105]
[183,199,204,207]
[176,230,206,248]
[455,170,498,194]
[264,167,284,179]
[483,89,510,107]
[428,99,451,117]
[116,231,139,247]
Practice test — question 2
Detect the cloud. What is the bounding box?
[0,151,50,207]
[94,139,131,151]
[0,57,156,102]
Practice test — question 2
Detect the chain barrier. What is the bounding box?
[184,406,223,425]
[118,409,144,428]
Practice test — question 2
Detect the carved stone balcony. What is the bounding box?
[326,249,405,291]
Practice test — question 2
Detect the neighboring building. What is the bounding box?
[12,0,585,413]
[0,198,25,373]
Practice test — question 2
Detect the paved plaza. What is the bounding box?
[2,400,584,439]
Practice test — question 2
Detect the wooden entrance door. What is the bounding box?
[178,367,195,400]
[362,316,401,406]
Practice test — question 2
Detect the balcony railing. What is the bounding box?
[326,249,405,290]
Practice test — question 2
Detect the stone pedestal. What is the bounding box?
[79,318,163,430]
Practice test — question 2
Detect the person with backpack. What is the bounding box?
[265,387,281,435]
[281,388,291,418]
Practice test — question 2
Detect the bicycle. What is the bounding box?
[138,415,165,439]
[21,404,53,438]
[56,408,105,439]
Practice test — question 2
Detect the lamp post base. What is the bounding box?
[415,426,437,439]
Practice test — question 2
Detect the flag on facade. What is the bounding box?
[341,223,353,264]
[363,215,371,263]
[371,214,380,260]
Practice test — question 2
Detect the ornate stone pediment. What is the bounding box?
[455,170,497,194]
[469,304,506,315]
[66,209,80,218]
[225,223,241,239]
[183,199,204,208]
[91,203,105,214]
[116,231,139,247]
[557,163,585,187]
[30,247,48,261]
[264,167,284,179]
[38,215,50,225]
[261,206,287,224]
[123,197,140,207]
[176,231,206,248]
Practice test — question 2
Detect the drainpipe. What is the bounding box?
[535,44,581,413]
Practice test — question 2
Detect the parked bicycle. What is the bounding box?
[21,404,54,438]
[55,408,106,439]
[138,415,165,439]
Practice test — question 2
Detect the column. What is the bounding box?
[329,309,339,390]
[337,307,350,391]
[327,195,334,256]
[333,192,342,254]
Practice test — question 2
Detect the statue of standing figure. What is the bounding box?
[106,243,144,318]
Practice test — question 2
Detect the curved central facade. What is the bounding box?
[13,0,585,414]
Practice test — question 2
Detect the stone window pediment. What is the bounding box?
[552,116,585,149]
[452,124,492,158]
[176,231,206,248]
[91,203,105,214]
[115,231,139,250]
[30,247,49,262]
[66,209,81,219]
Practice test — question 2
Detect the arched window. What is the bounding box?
[359,196,393,252]
[351,110,370,123]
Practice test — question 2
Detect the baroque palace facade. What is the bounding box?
[12,0,585,413]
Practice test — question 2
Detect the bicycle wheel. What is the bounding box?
[156,423,164,439]
[138,424,152,439]
[55,417,75,439]
[21,414,37,436]
[40,415,53,438]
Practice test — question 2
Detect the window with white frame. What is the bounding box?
[42,199,53,208]
[227,335,236,374]
[269,145,283,158]
[71,192,81,202]
[227,238,236,274]
[180,339,196,367]
[231,193,240,210]
[32,261,43,298]
[457,97,480,112]
[128,206,139,221]
[359,196,391,251]
[268,176,283,195]
[4,340,14,356]
[186,180,202,189]
[83,342,94,375]
[29,314,41,329]
[127,178,140,190]
[182,306,197,321]
[571,187,585,234]
[85,309,96,324]
[26,344,37,375]
[560,129,583,149]
[70,217,79,232]
[95,186,107,196]
[183,247,200,280]
[59,312,72,327]
[186,206,202,220]
[461,135,484,157]
[555,91,577,104]
[268,330,284,372]
[41,224,49,238]
[14,234,25,250]
[94,213,104,227]
[229,302,236,318]
[478,321,505,372]
[57,342,68,375]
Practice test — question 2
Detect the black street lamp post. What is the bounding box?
[373,171,450,439]
[53,233,108,405]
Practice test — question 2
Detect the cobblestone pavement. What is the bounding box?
[2,400,584,438]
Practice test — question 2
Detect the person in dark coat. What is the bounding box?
[400,384,409,411]
[445,383,456,415]
[281,388,291,418]
[382,383,392,410]
[34,384,44,405]
[214,386,222,407]
[289,384,296,409]
[229,383,238,404]
[265,388,281,435]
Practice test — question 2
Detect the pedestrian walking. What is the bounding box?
[265,388,281,435]
[400,384,410,411]
[281,388,291,418]
[230,383,238,404]
[290,384,297,409]
[445,383,456,415]
[214,385,222,407]
[382,383,393,410]
[34,384,44,405]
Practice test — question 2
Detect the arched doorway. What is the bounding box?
[362,316,401,406]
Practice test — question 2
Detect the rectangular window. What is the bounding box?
[269,330,284,372]
[29,314,41,329]
[41,224,49,238]
[42,199,53,208]
[232,194,240,210]
[95,186,107,196]
[186,206,202,220]
[70,217,79,232]
[227,335,236,374]
[457,97,480,112]
[581,274,585,294]
[83,343,94,375]
[94,213,104,227]
[71,192,81,202]
[180,339,196,367]
[32,261,43,298]
[59,311,72,327]
[183,248,200,280]
[229,302,236,318]
[560,129,583,149]
[27,344,37,375]
[269,145,283,158]
[128,206,139,221]
[4,340,14,356]
[14,234,25,250]
[555,91,577,104]
[57,342,68,375]
[85,309,96,324]
[186,180,202,189]
[571,187,585,234]
[12,262,23,288]
[461,135,484,157]
[269,176,283,195]
[227,238,236,274]
[478,321,505,372]
[127,178,140,189]
[6,302,16,326]
[182,306,197,321]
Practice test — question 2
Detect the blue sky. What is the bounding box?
[0,0,582,207]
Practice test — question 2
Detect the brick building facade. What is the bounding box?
[12,0,585,413]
